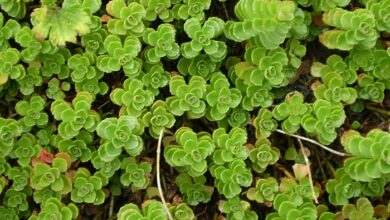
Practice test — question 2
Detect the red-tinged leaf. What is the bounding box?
[40,149,54,163]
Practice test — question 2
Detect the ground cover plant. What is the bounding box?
[0,0,389,219]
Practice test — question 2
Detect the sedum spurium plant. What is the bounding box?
[96,115,144,161]
[71,168,106,205]
[175,173,213,206]
[120,157,152,191]
[106,0,146,36]
[212,127,249,165]
[110,78,155,116]
[341,129,390,182]
[29,197,78,220]
[51,91,100,139]
[301,99,346,145]
[117,200,168,220]
[219,196,258,220]
[30,155,72,195]
[164,127,215,177]
[0,0,388,218]
[181,17,227,61]
[166,75,207,119]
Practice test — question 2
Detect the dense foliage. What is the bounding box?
[0,0,389,219]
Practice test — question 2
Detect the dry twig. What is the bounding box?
[297,139,319,204]
[276,129,348,157]
[156,130,173,220]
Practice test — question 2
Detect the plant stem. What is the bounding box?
[275,163,295,179]
[275,129,348,157]
[297,138,319,204]
[156,130,173,220]
[365,105,390,117]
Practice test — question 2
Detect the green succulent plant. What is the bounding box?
[35,126,54,146]
[143,23,180,63]
[68,53,102,83]
[342,198,375,220]
[341,129,390,182]
[175,173,213,206]
[96,116,144,162]
[319,8,378,51]
[0,0,32,19]
[7,166,30,191]
[0,12,20,50]
[164,127,215,177]
[181,17,226,61]
[253,108,278,138]
[80,30,107,55]
[110,79,155,117]
[210,159,252,198]
[14,26,58,62]
[142,100,175,138]
[361,177,385,197]
[0,157,10,175]
[16,66,43,96]
[205,72,242,121]
[31,157,72,194]
[357,74,386,103]
[249,138,280,173]
[71,168,106,205]
[169,203,195,220]
[51,92,100,139]
[177,54,220,80]
[0,206,18,220]
[312,75,358,105]
[266,193,317,220]
[370,49,390,82]
[16,95,48,128]
[30,0,95,46]
[367,0,390,32]
[166,75,207,119]
[120,157,152,191]
[235,45,290,87]
[272,92,311,133]
[29,197,79,220]
[11,133,40,166]
[0,118,23,157]
[46,78,70,100]
[219,196,258,220]
[141,63,170,96]
[224,107,251,128]
[97,34,142,78]
[33,188,62,204]
[212,127,248,165]
[57,131,93,162]
[0,48,25,85]
[140,0,173,22]
[310,0,350,12]
[285,39,307,69]
[172,0,211,20]
[239,83,274,111]
[39,48,70,79]
[345,48,375,72]
[225,0,297,49]
[91,152,121,178]
[75,78,109,96]
[106,0,146,36]
[117,200,168,220]
[247,177,279,203]
[3,189,29,212]
[326,168,362,206]
[301,99,346,145]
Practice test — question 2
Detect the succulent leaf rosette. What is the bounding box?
[96,115,144,162]
[164,127,215,177]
